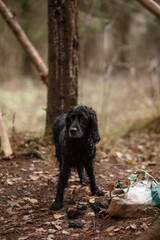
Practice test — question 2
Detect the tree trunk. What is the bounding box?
[0,0,48,85]
[118,15,130,66]
[46,0,78,135]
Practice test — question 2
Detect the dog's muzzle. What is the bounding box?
[69,127,83,138]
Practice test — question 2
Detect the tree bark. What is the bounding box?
[0,0,48,85]
[46,0,78,135]
[137,0,160,19]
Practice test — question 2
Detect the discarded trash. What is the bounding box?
[68,199,76,205]
[90,202,101,213]
[77,204,88,211]
[68,222,83,228]
[107,170,160,217]
[67,209,85,219]
[90,201,108,213]
[89,201,109,218]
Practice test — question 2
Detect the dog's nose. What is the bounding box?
[70,127,77,135]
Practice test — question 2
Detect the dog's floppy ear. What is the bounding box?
[89,108,101,143]
[65,109,72,134]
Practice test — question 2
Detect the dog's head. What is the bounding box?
[66,106,100,143]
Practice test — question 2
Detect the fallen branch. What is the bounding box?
[137,0,160,19]
[0,110,13,159]
[0,0,48,85]
[22,148,45,160]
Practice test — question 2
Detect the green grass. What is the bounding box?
[0,78,47,134]
[1,73,160,136]
[79,73,160,136]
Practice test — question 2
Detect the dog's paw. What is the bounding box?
[92,189,104,196]
[50,201,62,211]
[80,177,89,186]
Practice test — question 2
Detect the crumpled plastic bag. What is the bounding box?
[107,170,160,217]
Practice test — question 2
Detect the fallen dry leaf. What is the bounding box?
[141,222,148,230]
[6,179,13,185]
[29,175,39,181]
[24,197,38,205]
[53,214,63,219]
[54,224,62,231]
[36,228,47,233]
[106,226,115,233]
[48,229,57,234]
[62,230,70,235]
[130,223,137,230]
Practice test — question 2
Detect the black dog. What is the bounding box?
[50,105,104,210]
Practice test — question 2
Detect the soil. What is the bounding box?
[0,125,160,240]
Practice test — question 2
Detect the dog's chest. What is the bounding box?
[64,141,95,166]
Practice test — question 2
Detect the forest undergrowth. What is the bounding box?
[0,116,160,240]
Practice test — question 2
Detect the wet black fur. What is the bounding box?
[50,105,104,211]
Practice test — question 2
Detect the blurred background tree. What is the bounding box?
[1,0,160,79]
[0,0,160,134]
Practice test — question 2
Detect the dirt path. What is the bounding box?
[0,128,160,240]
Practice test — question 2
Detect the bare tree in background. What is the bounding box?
[46,0,78,135]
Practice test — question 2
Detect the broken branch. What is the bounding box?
[0,0,48,85]
[137,0,160,19]
[0,110,13,159]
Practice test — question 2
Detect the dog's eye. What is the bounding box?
[81,116,88,126]
[70,114,75,120]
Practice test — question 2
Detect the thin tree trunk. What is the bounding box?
[46,0,78,135]
[21,0,33,76]
[137,0,160,19]
[118,15,130,66]
[0,0,48,85]
[0,110,13,159]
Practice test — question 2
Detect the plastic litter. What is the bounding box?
[107,170,160,217]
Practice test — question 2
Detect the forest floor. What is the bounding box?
[0,119,160,240]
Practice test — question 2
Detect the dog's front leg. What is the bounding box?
[77,167,89,185]
[85,162,104,196]
[50,164,70,210]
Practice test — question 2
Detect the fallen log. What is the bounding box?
[0,0,48,85]
[0,110,13,159]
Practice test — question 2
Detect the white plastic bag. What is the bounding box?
[107,170,160,217]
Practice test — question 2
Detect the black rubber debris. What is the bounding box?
[68,199,76,205]
[97,201,109,209]
[67,209,85,219]
[61,215,68,220]
[69,222,83,228]
[90,203,101,213]
[77,204,88,211]
[90,201,109,215]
